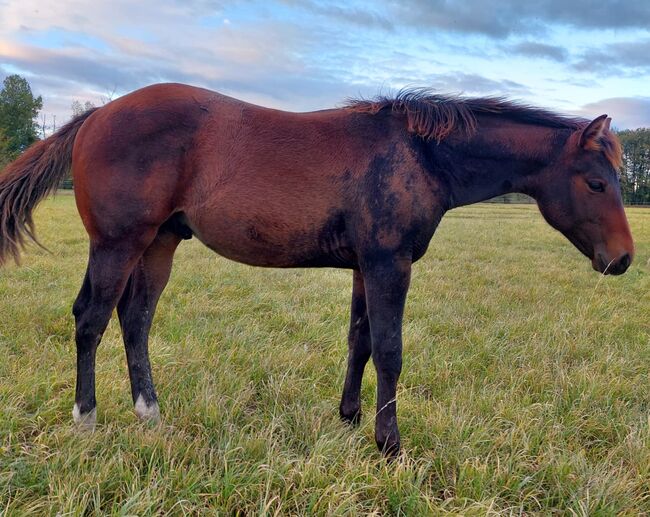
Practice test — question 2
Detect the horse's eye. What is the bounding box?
[587,179,606,193]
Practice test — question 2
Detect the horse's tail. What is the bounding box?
[0,108,98,266]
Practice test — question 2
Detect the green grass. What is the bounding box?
[0,194,649,515]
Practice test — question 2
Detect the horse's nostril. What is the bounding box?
[601,252,632,275]
[619,253,631,270]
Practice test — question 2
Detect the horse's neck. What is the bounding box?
[438,121,570,208]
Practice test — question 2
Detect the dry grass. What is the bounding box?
[1,195,649,515]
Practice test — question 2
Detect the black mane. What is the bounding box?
[345,87,588,142]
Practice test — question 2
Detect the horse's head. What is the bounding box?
[534,115,634,275]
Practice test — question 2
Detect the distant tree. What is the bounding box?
[618,129,650,205]
[71,99,96,117]
[0,75,43,160]
[0,128,10,168]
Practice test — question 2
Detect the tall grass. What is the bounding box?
[1,196,648,514]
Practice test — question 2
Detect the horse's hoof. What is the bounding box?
[376,437,401,458]
[339,408,362,427]
[72,404,97,431]
[134,395,161,424]
[377,440,401,459]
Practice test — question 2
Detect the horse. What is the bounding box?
[0,84,634,456]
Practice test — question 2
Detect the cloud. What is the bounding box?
[423,72,530,96]
[576,97,650,129]
[509,42,568,62]
[0,0,648,130]
[390,0,650,38]
[573,38,650,73]
[284,0,393,30]
[0,42,159,91]
[0,1,364,117]
[3,1,530,121]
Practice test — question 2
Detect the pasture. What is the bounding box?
[0,195,648,515]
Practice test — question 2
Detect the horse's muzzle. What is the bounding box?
[592,252,632,275]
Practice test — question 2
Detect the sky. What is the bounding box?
[1,0,649,130]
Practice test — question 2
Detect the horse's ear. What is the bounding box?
[580,114,609,149]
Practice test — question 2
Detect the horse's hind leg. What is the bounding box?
[72,235,156,429]
[339,270,372,425]
[116,230,181,423]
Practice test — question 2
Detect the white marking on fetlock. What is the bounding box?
[134,394,160,423]
[72,403,97,431]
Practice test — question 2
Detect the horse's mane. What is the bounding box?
[345,88,622,168]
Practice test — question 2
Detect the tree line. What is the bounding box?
[618,129,650,205]
[1,74,649,204]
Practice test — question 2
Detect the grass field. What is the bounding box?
[0,195,649,515]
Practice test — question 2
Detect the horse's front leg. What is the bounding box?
[339,270,371,425]
[362,256,411,456]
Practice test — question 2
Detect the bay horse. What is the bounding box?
[0,84,634,455]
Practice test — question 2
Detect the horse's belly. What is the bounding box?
[187,211,354,268]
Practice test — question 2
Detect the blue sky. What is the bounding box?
[1,0,649,129]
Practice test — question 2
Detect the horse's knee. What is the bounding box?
[72,298,85,319]
[372,349,402,375]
